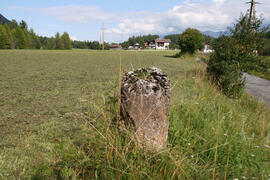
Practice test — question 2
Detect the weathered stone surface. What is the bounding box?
[121,67,170,149]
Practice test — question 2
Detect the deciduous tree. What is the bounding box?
[178,28,204,54]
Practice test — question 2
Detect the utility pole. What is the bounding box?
[99,32,102,50]
[248,0,254,23]
[253,0,256,33]
[246,0,261,55]
[102,23,104,50]
[247,0,261,26]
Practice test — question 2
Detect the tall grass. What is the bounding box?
[0,50,269,179]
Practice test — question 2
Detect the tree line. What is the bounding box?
[121,34,160,49]
[72,40,110,50]
[0,20,73,50]
[0,19,107,50]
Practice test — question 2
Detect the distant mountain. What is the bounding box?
[201,30,223,38]
[0,13,11,24]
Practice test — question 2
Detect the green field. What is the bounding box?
[0,50,270,179]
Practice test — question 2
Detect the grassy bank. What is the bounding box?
[0,50,269,179]
[248,56,270,80]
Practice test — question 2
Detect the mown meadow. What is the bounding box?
[0,50,269,179]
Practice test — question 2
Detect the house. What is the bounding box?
[203,43,214,53]
[134,43,140,49]
[110,44,122,50]
[144,40,156,49]
[155,38,171,50]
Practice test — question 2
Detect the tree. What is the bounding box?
[45,37,56,49]
[204,35,216,48]
[9,19,18,29]
[55,32,64,49]
[0,25,11,49]
[20,20,28,30]
[178,28,204,54]
[164,34,181,45]
[207,13,267,98]
[14,27,27,49]
[61,32,72,49]
[29,29,41,49]
[121,41,129,49]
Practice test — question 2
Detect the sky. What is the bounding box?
[1,0,270,43]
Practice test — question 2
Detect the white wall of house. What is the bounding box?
[155,42,170,50]
[203,44,214,53]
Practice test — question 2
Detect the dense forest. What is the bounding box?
[0,19,73,50]
[0,17,103,50]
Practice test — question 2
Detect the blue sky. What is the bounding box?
[1,0,270,42]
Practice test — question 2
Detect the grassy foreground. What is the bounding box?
[0,50,270,179]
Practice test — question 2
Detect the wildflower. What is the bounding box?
[195,102,199,105]
[251,154,255,157]
[264,144,270,148]
[224,133,227,136]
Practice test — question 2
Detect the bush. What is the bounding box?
[207,14,268,98]
[207,36,246,97]
[179,28,204,54]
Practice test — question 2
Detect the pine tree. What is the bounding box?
[61,32,72,49]
[55,32,64,49]
[0,25,11,49]
[19,20,28,30]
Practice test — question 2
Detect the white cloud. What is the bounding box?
[42,5,120,24]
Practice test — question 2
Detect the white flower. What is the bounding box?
[195,102,199,105]
[251,154,255,157]
[264,144,270,148]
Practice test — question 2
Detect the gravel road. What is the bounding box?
[243,73,270,106]
[195,58,270,106]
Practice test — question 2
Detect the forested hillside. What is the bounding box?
[0,19,72,50]
[0,15,103,50]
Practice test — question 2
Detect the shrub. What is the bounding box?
[207,36,245,97]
